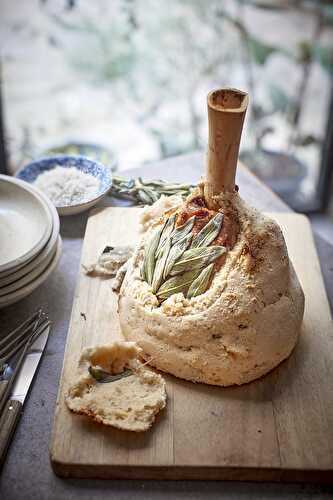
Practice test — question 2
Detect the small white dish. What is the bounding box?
[0,175,53,274]
[0,236,62,309]
[16,155,113,216]
[0,185,60,285]
[56,194,107,216]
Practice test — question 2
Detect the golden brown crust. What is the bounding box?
[175,192,240,251]
[118,192,304,386]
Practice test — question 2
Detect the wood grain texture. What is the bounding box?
[50,208,333,482]
[0,399,22,469]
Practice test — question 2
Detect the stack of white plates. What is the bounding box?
[0,175,61,309]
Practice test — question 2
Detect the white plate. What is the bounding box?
[0,236,62,309]
[0,187,60,285]
[0,175,53,273]
[0,236,59,296]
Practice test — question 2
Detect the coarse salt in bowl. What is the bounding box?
[16,155,113,216]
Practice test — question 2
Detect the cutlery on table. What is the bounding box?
[0,310,42,401]
[0,313,51,469]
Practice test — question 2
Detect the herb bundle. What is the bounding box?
[141,212,225,301]
[110,175,195,205]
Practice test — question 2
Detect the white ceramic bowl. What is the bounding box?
[56,193,108,216]
[0,175,53,274]
[0,184,60,286]
[16,155,113,216]
[0,236,59,296]
[0,236,62,309]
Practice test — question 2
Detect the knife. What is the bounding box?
[0,324,50,469]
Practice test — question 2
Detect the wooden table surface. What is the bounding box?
[0,152,333,499]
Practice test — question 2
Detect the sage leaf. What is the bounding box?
[171,216,195,244]
[163,233,192,279]
[152,237,171,293]
[138,189,154,205]
[187,263,214,298]
[170,245,225,276]
[156,269,202,300]
[142,225,164,284]
[155,213,176,259]
[191,212,224,248]
[89,366,133,383]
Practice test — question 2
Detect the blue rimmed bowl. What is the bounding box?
[16,155,113,216]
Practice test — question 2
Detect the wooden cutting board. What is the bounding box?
[50,208,333,482]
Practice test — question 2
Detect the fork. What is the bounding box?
[0,311,42,402]
[0,315,50,416]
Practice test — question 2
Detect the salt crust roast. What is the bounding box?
[66,341,167,431]
[118,187,305,386]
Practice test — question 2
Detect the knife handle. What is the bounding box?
[0,399,22,470]
[0,380,8,404]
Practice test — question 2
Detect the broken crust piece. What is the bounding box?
[82,246,133,277]
[65,342,167,432]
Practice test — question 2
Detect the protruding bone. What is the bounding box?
[204,88,248,207]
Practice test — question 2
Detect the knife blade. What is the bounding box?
[0,325,50,469]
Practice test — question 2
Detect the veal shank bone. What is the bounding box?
[204,88,248,207]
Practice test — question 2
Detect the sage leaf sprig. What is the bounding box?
[89,366,133,383]
[110,175,195,205]
[163,233,192,280]
[187,263,214,299]
[171,216,195,244]
[152,238,171,293]
[191,212,224,248]
[156,214,176,259]
[156,269,202,300]
[142,211,225,301]
[170,246,225,276]
[141,224,164,283]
